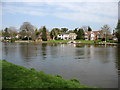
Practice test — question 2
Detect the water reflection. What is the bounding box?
[19,43,37,62]
[116,45,120,87]
[41,43,47,60]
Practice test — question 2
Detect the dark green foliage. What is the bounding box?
[3,28,10,38]
[74,28,78,34]
[116,20,120,30]
[88,26,92,31]
[76,28,84,40]
[1,60,97,88]
[61,28,68,33]
[115,31,120,43]
[116,20,120,43]
[42,26,47,41]
[50,28,60,40]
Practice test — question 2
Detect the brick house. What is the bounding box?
[85,31,103,40]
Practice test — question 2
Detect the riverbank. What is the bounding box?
[1,40,118,46]
[1,60,99,88]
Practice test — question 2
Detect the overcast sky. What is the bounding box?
[1,0,119,31]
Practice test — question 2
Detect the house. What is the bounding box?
[57,34,69,40]
[85,31,102,40]
[69,33,77,40]
[57,33,77,40]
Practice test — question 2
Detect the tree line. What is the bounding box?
[1,21,120,43]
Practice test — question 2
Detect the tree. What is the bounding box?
[116,20,120,43]
[20,22,35,40]
[101,25,111,41]
[61,28,68,33]
[8,27,17,38]
[76,28,84,40]
[19,30,27,39]
[50,28,60,40]
[88,26,92,31]
[74,28,78,34]
[101,25,111,34]
[2,28,9,39]
[2,27,17,39]
[41,26,47,41]
[81,26,88,31]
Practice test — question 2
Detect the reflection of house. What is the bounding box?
[57,33,77,40]
[85,31,102,40]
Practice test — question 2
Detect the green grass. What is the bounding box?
[1,60,99,89]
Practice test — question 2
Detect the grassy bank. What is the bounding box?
[1,60,99,88]
[42,40,95,43]
[12,39,118,44]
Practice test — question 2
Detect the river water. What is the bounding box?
[1,43,119,88]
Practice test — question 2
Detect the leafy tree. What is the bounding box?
[61,28,68,33]
[116,20,120,43]
[88,26,92,31]
[2,28,9,39]
[34,29,40,40]
[41,26,47,41]
[74,28,78,34]
[50,28,60,40]
[76,28,84,40]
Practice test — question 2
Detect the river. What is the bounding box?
[1,43,119,88]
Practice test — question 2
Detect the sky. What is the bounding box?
[1,0,119,31]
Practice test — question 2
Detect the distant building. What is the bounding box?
[57,33,77,40]
[69,33,77,40]
[57,34,69,40]
[85,31,102,40]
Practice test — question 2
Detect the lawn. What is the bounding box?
[1,60,99,89]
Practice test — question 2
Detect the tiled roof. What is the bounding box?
[85,31,102,34]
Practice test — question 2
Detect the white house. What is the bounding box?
[57,33,77,40]
[57,34,69,40]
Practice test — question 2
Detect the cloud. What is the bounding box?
[1,0,120,2]
[2,2,118,30]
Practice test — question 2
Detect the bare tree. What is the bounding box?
[101,25,111,34]
[101,25,111,41]
[81,26,88,31]
[20,22,36,40]
[8,27,17,38]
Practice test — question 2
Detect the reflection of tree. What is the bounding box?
[116,45,120,76]
[19,43,37,62]
[3,43,17,60]
[3,43,8,57]
[49,43,58,58]
[41,43,47,60]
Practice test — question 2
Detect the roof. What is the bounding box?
[85,31,102,34]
